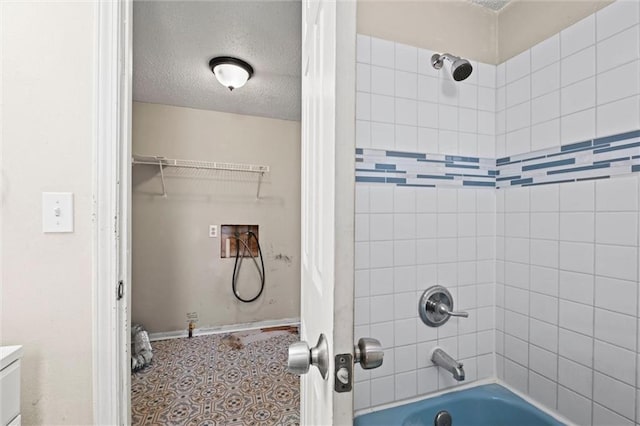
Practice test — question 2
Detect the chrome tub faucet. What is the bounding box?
[431,348,465,381]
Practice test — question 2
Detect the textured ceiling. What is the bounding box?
[471,0,512,11]
[133,0,301,121]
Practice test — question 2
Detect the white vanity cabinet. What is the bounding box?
[0,346,23,426]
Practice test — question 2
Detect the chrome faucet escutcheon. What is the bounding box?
[419,285,469,327]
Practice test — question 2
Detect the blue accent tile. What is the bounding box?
[417,174,455,180]
[523,179,575,186]
[632,165,640,172]
[496,175,521,182]
[547,144,608,158]
[375,163,397,170]
[511,178,533,185]
[386,177,407,184]
[489,170,500,176]
[457,174,496,179]
[496,157,511,165]
[593,141,640,154]
[445,164,480,170]
[356,168,383,173]
[386,151,426,159]
[397,183,436,188]
[417,159,451,164]
[444,173,464,177]
[547,163,610,175]
[577,176,609,181]
[355,148,363,155]
[561,140,592,152]
[446,155,480,163]
[356,168,408,174]
[593,156,630,165]
[463,181,495,187]
[355,176,386,183]
[522,158,575,171]
[593,129,640,145]
[521,155,547,163]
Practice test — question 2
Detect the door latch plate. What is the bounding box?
[334,354,352,392]
[117,280,124,300]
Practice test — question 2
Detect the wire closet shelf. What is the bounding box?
[132,154,270,199]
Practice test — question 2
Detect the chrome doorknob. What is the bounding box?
[288,341,312,375]
[354,337,384,369]
[287,333,329,379]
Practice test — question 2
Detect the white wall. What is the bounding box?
[1,2,95,424]
[132,102,301,333]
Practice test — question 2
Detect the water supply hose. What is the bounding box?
[231,231,265,303]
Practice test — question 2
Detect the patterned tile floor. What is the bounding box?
[132,327,300,425]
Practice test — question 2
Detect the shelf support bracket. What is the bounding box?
[157,158,167,198]
[256,172,264,200]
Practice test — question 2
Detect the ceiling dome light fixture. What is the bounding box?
[209,56,254,91]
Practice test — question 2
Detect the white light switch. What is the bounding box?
[209,225,218,238]
[42,192,74,233]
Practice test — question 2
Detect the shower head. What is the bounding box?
[431,53,473,82]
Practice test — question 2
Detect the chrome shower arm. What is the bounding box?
[431,53,457,69]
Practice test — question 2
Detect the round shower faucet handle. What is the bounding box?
[419,285,469,327]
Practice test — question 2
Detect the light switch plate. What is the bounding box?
[42,192,74,233]
[209,225,218,238]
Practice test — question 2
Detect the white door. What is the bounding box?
[298,0,356,424]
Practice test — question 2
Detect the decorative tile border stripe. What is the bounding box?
[496,129,640,188]
[355,129,640,190]
[355,148,496,188]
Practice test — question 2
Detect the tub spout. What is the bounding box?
[431,348,465,381]
[453,365,465,381]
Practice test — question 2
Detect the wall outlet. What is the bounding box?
[209,225,218,238]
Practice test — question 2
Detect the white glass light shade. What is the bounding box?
[213,63,250,90]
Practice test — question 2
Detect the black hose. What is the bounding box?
[231,231,265,303]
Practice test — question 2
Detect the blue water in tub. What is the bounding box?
[354,384,565,426]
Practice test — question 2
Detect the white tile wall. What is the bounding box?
[356,35,497,158]
[354,185,496,410]
[497,175,640,425]
[354,1,640,421]
[496,4,640,157]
